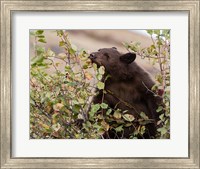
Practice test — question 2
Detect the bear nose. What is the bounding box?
[89,53,96,59]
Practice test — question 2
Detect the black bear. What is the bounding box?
[89,47,162,139]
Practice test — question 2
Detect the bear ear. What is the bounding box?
[112,47,117,50]
[120,53,136,64]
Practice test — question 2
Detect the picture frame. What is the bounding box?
[0,0,199,168]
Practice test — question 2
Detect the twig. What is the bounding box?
[142,81,162,98]
[52,56,68,64]
[46,58,59,73]
[106,89,140,115]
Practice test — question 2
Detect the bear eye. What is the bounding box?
[104,53,110,59]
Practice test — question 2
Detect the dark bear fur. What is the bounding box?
[89,47,161,139]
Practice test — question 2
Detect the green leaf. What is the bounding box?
[164,119,170,128]
[163,30,170,35]
[31,55,44,66]
[130,45,138,52]
[98,66,105,75]
[140,112,149,120]
[91,104,100,114]
[154,30,161,35]
[36,46,45,56]
[93,63,97,71]
[72,100,79,105]
[38,38,46,43]
[156,74,163,84]
[83,64,88,69]
[59,41,65,47]
[125,123,132,127]
[72,104,81,113]
[157,39,163,46]
[97,81,105,90]
[86,121,92,127]
[93,123,103,130]
[36,30,44,35]
[105,74,111,81]
[69,48,75,55]
[115,125,123,132]
[140,126,146,135]
[159,113,165,121]
[100,103,108,109]
[150,45,156,49]
[122,42,131,50]
[138,119,154,125]
[97,74,103,81]
[52,113,59,120]
[157,127,168,135]
[162,30,170,39]
[57,30,64,37]
[68,82,76,86]
[106,109,112,115]
[37,35,45,38]
[71,44,77,52]
[30,98,35,106]
[147,30,153,35]
[156,106,163,112]
[47,48,55,57]
[122,114,135,122]
[65,65,71,70]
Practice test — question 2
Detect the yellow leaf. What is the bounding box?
[113,110,122,119]
[52,131,59,138]
[85,72,93,80]
[68,86,75,92]
[57,53,67,59]
[101,121,110,131]
[53,103,64,111]
[122,114,135,122]
[61,84,67,90]
[39,122,50,130]
[86,59,92,65]
[55,62,60,67]
[51,123,61,132]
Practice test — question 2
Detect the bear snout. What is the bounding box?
[88,53,97,60]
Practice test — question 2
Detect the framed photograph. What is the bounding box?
[0,0,199,168]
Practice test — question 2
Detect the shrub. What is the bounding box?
[30,30,170,139]
[123,30,170,138]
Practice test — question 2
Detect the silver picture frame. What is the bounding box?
[0,0,199,168]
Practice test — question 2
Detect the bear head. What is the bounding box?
[89,47,137,80]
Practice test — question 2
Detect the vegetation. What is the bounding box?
[30,30,170,139]
[123,30,170,138]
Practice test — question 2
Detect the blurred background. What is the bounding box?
[30,30,159,76]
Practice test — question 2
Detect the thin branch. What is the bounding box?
[46,58,59,73]
[106,89,140,115]
[142,81,162,99]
